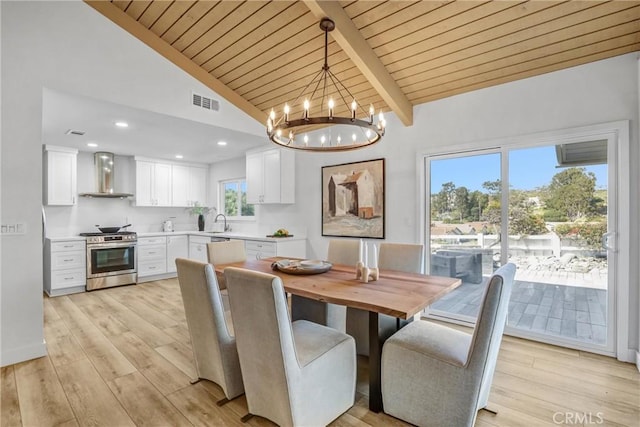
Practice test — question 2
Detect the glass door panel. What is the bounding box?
[507,143,610,348]
[427,152,502,323]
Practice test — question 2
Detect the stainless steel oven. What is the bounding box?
[81,232,137,290]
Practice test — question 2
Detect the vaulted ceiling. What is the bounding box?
[87,0,640,128]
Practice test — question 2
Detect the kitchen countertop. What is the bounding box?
[137,231,306,242]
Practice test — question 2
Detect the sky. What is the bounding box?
[430,145,608,193]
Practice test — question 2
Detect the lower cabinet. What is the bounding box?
[138,236,167,278]
[44,239,86,296]
[245,239,306,260]
[167,235,188,273]
[189,235,210,263]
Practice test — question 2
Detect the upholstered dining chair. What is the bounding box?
[175,258,244,404]
[348,242,424,355]
[381,263,516,427]
[207,240,246,290]
[224,267,356,427]
[290,239,360,331]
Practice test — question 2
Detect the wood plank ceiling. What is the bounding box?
[88,1,640,127]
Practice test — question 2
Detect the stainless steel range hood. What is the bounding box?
[79,152,133,199]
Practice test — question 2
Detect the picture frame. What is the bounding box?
[321,158,385,239]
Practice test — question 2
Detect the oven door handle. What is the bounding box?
[88,241,137,249]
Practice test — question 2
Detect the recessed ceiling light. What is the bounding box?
[175,154,184,159]
[87,142,98,148]
[115,121,129,128]
[217,141,227,146]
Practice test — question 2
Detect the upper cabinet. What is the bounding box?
[246,148,294,204]
[43,145,78,206]
[135,160,172,206]
[171,164,207,207]
[135,157,208,207]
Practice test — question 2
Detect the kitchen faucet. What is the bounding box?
[214,214,229,232]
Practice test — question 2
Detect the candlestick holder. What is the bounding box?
[356,262,379,283]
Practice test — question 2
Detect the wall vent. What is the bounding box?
[192,92,219,112]
[65,129,86,136]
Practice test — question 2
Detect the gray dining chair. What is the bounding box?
[175,258,244,404]
[347,242,424,355]
[207,240,246,290]
[224,267,356,427]
[290,239,360,331]
[381,263,516,427]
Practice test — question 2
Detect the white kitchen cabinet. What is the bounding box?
[171,164,207,207]
[244,238,306,260]
[189,235,210,263]
[166,235,188,273]
[44,238,86,296]
[246,148,295,204]
[135,159,172,206]
[138,236,167,277]
[43,145,78,206]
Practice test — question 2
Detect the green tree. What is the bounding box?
[453,186,470,222]
[224,188,238,216]
[544,167,596,221]
[432,181,456,219]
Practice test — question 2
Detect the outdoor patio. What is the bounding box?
[429,273,608,346]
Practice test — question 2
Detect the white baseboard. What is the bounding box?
[0,339,47,367]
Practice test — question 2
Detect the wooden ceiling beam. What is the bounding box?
[84,0,267,125]
[304,0,413,126]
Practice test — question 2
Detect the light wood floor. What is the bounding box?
[2,278,639,427]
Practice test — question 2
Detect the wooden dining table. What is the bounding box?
[214,257,461,413]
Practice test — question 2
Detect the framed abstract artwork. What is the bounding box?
[321,158,385,239]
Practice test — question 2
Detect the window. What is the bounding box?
[220,179,254,219]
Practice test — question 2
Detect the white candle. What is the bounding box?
[364,242,368,267]
[372,243,378,269]
[359,239,363,263]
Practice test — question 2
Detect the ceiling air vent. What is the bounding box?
[65,129,85,136]
[192,92,219,112]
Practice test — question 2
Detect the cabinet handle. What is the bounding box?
[72,196,75,204]
[149,266,156,270]
[148,251,156,255]
[63,259,73,262]
[64,277,73,280]
[63,245,73,248]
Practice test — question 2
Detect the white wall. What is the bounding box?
[1,0,638,365]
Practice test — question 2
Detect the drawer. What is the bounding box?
[51,251,85,270]
[189,242,208,262]
[138,260,167,277]
[138,236,167,246]
[138,244,166,261]
[51,268,86,290]
[51,241,85,252]
[189,235,211,245]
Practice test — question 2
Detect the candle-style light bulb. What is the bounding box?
[337,135,341,145]
[379,111,384,122]
[270,109,276,121]
[267,118,272,132]
[366,129,372,139]
[304,134,309,145]
[284,104,290,122]
[369,104,374,123]
[303,99,310,120]
[288,131,294,141]
[321,135,326,146]
[328,98,334,119]
[276,129,282,138]
[351,99,357,119]
[352,133,357,143]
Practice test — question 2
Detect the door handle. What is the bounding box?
[602,231,616,252]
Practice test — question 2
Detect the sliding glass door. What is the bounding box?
[425,139,616,354]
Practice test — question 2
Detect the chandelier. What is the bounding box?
[266,18,386,152]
